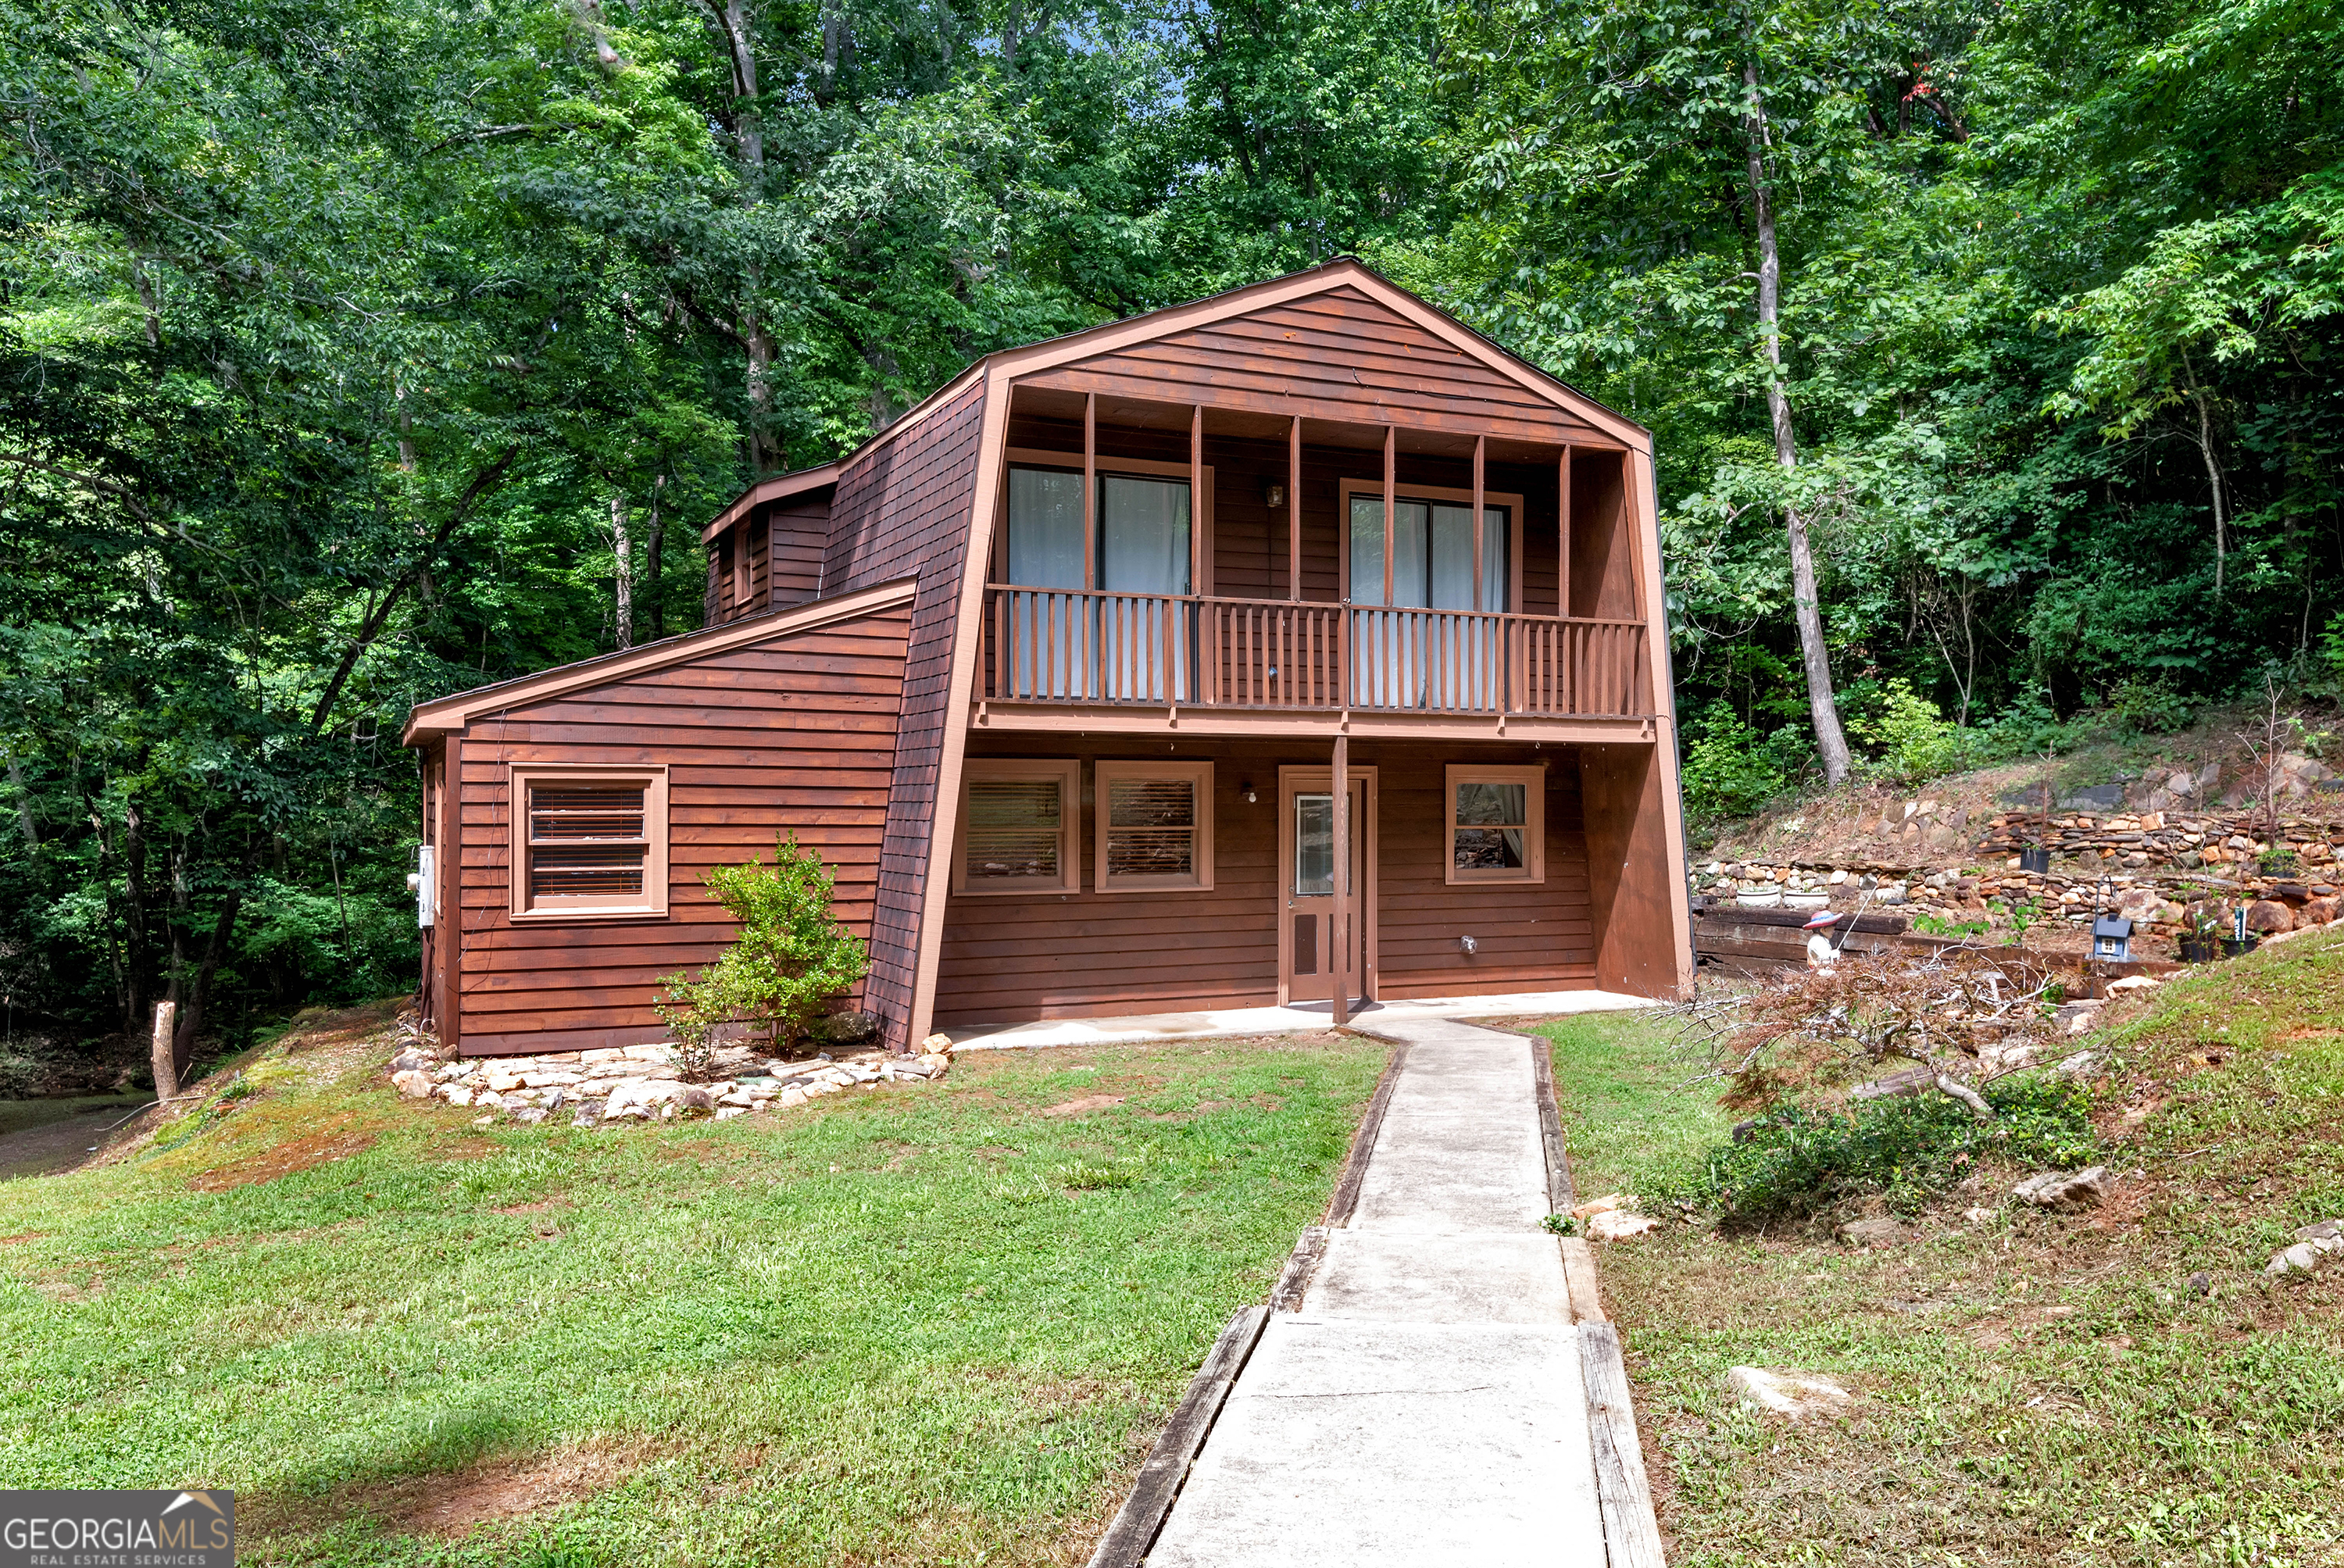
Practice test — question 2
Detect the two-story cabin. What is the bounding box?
[402,261,1692,1055]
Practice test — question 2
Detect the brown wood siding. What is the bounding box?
[444,605,912,1055]
[1568,450,1637,620]
[1027,287,1604,447]
[763,495,831,609]
[934,737,1595,1028]
[822,378,991,1048]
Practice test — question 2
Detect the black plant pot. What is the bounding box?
[2221,936,2260,958]
[2018,847,2053,874]
[2178,938,2217,963]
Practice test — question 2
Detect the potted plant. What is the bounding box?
[2178,907,2221,963]
[2017,765,2054,874]
[2219,902,2259,959]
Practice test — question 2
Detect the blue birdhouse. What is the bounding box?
[2092,915,2133,962]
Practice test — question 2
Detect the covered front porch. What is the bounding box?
[932,732,1685,1034]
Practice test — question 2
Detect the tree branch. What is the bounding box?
[306,444,520,734]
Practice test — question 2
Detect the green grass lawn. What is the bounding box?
[0,1006,1386,1566]
[1532,937,2344,1568]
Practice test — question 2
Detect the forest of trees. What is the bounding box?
[3,0,2339,1057]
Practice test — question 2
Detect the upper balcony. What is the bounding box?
[972,387,1659,738]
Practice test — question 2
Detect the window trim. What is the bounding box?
[952,758,1083,896]
[1336,478,1526,612]
[1444,763,1545,886]
[1000,448,1215,594]
[1095,760,1215,894]
[508,763,670,922]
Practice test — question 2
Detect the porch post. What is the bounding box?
[1288,416,1302,602]
[1471,434,1485,613]
[1190,404,1204,595]
[1558,445,1573,618]
[1381,426,1395,606]
[1082,393,1096,591]
[1331,731,1349,1027]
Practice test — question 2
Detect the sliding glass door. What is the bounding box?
[1000,466,1192,702]
[1349,496,1509,708]
[1098,474,1192,701]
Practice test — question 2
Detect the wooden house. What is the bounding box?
[402,261,1693,1056]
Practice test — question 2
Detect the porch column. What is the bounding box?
[1558,444,1574,618]
[1381,426,1395,605]
[1331,732,1349,1027]
[1082,393,1096,591]
[1471,434,1485,613]
[1288,416,1302,602]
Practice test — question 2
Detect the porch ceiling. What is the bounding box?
[1006,384,1605,464]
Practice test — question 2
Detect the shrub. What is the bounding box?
[2108,677,2195,735]
[1681,702,1810,827]
[656,834,871,1069]
[1669,1073,2096,1225]
[1853,680,1970,784]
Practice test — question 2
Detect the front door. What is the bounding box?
[1278,767,1376,1005]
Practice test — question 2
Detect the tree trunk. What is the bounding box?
[170,886,242,1081]
[2182,353,2228,598]
[715,0,782,473]
[1745,60,1853,787]
[646,474,667,638]
[5,752,35,846]
[612,493,634,649]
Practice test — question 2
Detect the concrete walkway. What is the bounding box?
[947,989,1653,1051]
[1131,1015,1657,1567]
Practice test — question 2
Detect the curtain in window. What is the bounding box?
[1004,468,1090,698]
[1452,780,1528,873]
[1099,475,1190,701]
[1349,498,1508,709]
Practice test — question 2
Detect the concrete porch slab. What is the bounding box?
[944,988,1654,1051]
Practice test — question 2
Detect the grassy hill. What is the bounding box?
[1540,930,2344,1566]
[0,1005,1384,1566]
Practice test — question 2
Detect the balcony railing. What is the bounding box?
[981,588,1650,719]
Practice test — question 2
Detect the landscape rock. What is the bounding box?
[807,1010,882,1047]
[391,1069,436,1099]
[1961,1206,1996,1226]
[2264,1237,2343,1276]
[388,1047,437,1074]
[1585,1209,1659,1242]
[2014,1166,2113,1209]
[1837,1216,1904,1248]
[920,1032,954,1054]
[2246,899,2295,934]
[2185,1270,2212,1298]
[1726,1366,1852,1418]
[2296,1218,2343,1243]
[1570,1192,1628,1220]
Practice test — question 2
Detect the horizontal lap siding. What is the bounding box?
[823,379,990,1048]
[1374,755,1596,996]
[933,738,1595,1029]
[448,606,912,1055]
[1042,288,1601,444]
[766,497,830,609]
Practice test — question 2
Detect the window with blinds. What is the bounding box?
[510,767,669,916]
[955,761,1081,895]
[1095,761,1213,891]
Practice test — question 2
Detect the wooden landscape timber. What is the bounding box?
[404,259,1694,1056]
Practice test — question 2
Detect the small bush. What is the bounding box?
[2108,677,2195,735]
[1853,680,1970,784]
[1681,702,1811,827]
[656,834,871,1066]
[1668,1073,2096,1226]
